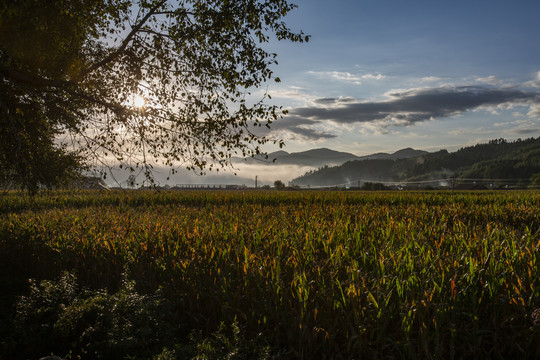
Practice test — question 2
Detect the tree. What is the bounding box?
[273,179,285,189]
[0,0,308,189]
[0,98,83,192]
[529,173,540,189]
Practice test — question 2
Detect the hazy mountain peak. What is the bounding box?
[267,150,289,158]
[357,147,428,161]
[236,147,428,168]
[297,148,354,156]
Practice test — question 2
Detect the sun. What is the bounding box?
[132,94,146,108]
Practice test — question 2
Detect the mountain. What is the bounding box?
[291,137,540,188]
[235,147,428,168]
[357,147,428,161]
[276,148,359,167]
[235,148,358,167]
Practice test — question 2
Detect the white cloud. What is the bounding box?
[360,73,386,80]
[420,76,444,83]
[475,76,501,85]
[528,104,540,118]
[482,119,540,136]
[434,126,497,137]
[267,86,310,102]
[524,71,540,87]
[308,71,385,85]
[508,118,540,135]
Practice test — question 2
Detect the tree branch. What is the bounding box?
[76,0,167,80]
[0,66,73,88]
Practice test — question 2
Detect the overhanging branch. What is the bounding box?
[76,0,167,80]
[0,66,73,88]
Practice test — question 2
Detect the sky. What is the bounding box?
[254,0,540,156]
[111,0,540,186]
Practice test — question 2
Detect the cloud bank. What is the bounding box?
[273,85,540,140]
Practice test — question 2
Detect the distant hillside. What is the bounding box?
[235,147,427,168]
[235,148,358,167]
[357,147,428,161]
[291,137,540,187]
[292,159,397,187]
[277,148,359,167]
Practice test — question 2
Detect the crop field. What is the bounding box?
[0,190,539,359]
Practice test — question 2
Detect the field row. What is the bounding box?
[1,190,539,359]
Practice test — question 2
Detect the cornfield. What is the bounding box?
[0,190,539,359]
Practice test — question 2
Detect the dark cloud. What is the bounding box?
[314,98,339,105]
[268,116,337,140]
[314,97,357,105]
[280,87,540,136]
[253,116,337,141]
[286,126,337,140]
[512,128,540,135]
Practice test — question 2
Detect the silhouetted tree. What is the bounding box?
[0,0,308,190]
[274,180,285,189]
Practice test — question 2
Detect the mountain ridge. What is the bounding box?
[290,137,540,187]
[235,147,428,168]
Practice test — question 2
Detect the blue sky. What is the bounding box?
[256,0,540,155]
[112,0,540,186]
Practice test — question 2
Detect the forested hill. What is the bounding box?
[290,137,540,187]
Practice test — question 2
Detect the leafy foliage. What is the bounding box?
[9,272,174,359]
[6,271,269,359]
[0,0,307,190]
[1,190,539,359]
[0,82,83,192]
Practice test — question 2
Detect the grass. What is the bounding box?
[0,190,539,359]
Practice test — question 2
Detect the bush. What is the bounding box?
[4,272,271,360]
[9,272,176,359]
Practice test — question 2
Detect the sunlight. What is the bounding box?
[132,94,146,109]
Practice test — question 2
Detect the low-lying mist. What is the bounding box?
[101,163,316,188]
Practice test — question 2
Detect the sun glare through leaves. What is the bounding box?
[132,94,146,109]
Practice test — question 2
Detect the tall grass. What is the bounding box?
[1,190,539,359]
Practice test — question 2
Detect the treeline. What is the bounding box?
[291,137,540,187]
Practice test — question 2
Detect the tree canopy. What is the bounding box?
[0,0,307,190]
